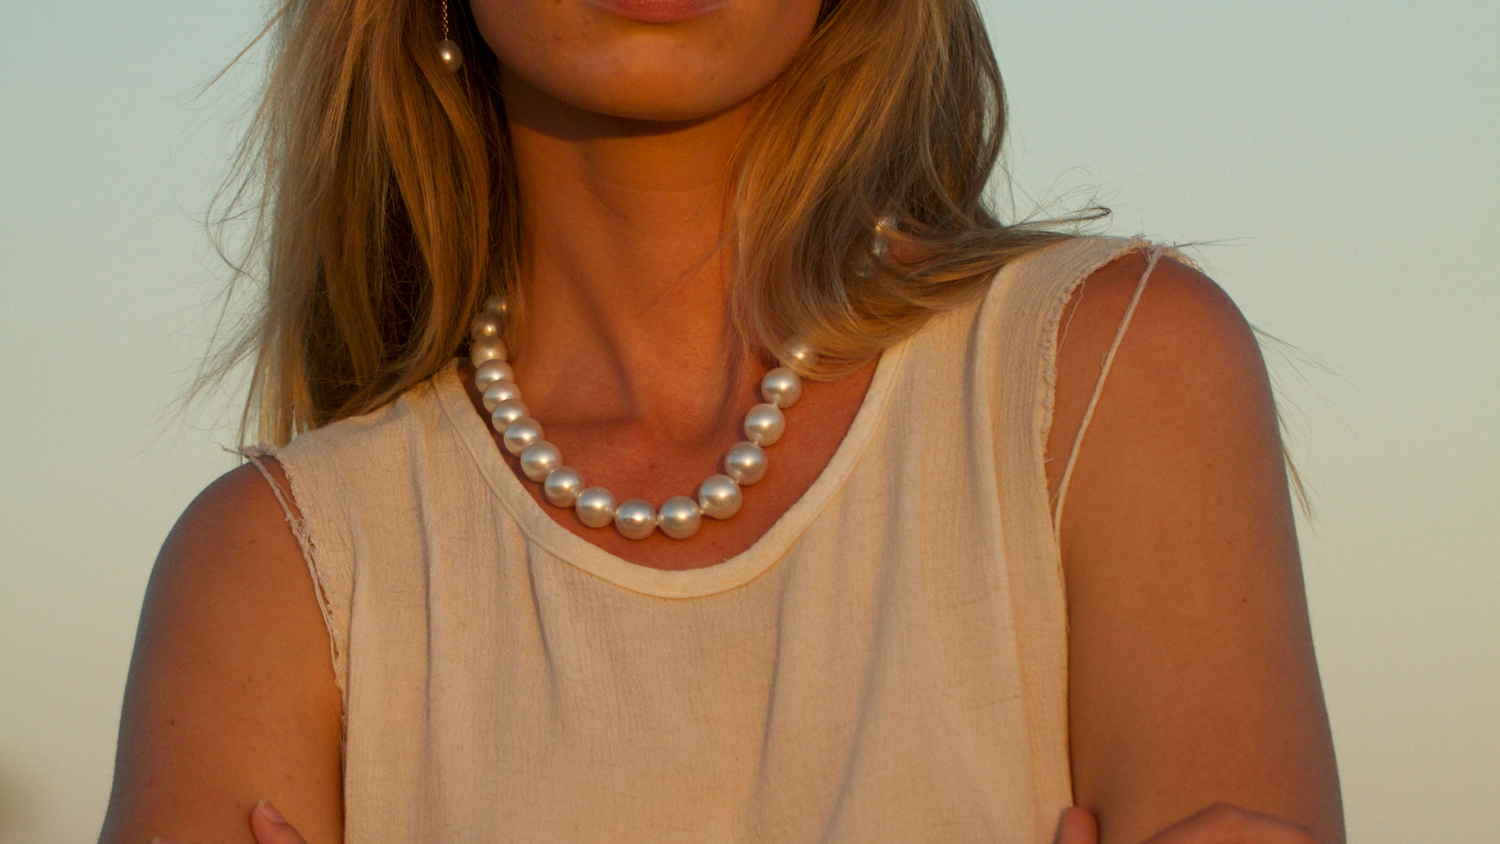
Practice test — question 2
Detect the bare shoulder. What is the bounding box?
[99,461,343,844]
[1046,249,1268,506]
[1044,247,1345,844]
[152,460,308,585]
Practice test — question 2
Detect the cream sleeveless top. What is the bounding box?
[249,236,1162,844]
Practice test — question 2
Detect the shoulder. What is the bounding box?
[1070,246,1263,395]
[100,462,343,843]
[1064,247,1258,367]
[138,459,331,678]
[1044,248,1344,843]
[162,460,303,563]
[954,236,1266,477]
[1044,246,1271,509]
[139,461,314,624]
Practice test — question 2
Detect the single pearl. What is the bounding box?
[482,293,509,315]
[491,398,529,430]
[437,39,463,74]
[697,474,743,520]
[724,441,768,485]
[658,496,703,540]
[503,417,544,456]
[544,467,584,507]
[782,337,819,369]
[871,214,897,261]
[575,487,616,528]
[474,359,514,390]
[519,441,561,482]
[614,499,658,540]
[470,336,507,368]
[761,367,802,409]
[743,403,786,447]
[482,379,521,412]
[469,310,504,340]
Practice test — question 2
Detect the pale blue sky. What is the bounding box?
[1,1,1496,842]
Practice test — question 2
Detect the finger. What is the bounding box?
[1143,803,1319,844]
[1055,806,1101,844]
[250,800,311,844]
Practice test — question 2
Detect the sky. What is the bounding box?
[1,1,1496,842]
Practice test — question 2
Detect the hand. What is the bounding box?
[249,801,309,844]
[1055,804,1321,844]
[148,801,308,844]
[1055,806,1101,844]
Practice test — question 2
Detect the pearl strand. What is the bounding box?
[468,296,816,541]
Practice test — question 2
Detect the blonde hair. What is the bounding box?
[212,0,1082,444]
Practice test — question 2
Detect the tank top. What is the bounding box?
[247,235,1164,843]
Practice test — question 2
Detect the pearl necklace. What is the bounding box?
[467,297,816,541]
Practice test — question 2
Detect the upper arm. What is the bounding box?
[99,460,343,844]
[1046,251,1344,844]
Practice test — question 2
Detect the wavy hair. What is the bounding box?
[209,0,1084,444]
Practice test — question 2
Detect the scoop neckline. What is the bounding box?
[433,340,909,599]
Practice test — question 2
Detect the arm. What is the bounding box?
[1046,252,1344,844]
[98,461,343,844]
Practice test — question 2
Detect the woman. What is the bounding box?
[99,0,1343,841]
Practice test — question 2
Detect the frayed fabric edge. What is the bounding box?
[230,444,349,733]
[1035,236,1188,555]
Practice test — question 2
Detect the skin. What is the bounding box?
[1048,254,1343,844]
[98,0,1344,841]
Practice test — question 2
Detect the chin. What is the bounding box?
[475,0,819,126]
[550,66,764,124]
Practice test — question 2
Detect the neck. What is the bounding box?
[501,72,763,432]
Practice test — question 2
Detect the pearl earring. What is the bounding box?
[870,214,896,262]
[437,0,463,73]
[853,214,897,279]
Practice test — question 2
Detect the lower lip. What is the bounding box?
[585,0,728,24]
